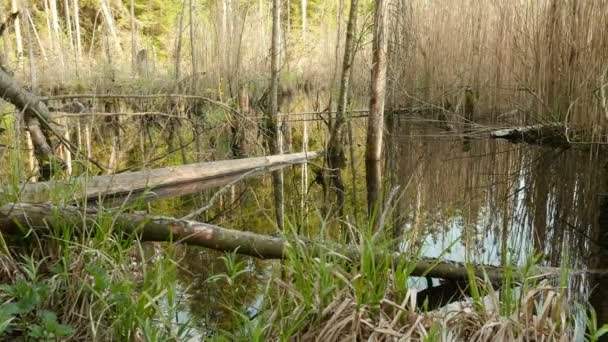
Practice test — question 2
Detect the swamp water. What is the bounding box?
[137,121,607,337]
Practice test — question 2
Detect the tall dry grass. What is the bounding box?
[389,0,608,136]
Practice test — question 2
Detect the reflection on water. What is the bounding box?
[391,121,607,325]
[159,121,607,333]
[169,246,272,337]
[392,122,604,271]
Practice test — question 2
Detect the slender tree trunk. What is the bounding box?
[301,0,307,40]
[189,0,196,79]
[26,11,48,62]
[64,0,74,53]
[11,0,24,69]
[25,10,38,181]
[366,0,389,218]
[130,0,136,73]
[174,0,186,81]
[326,0,358,216]
[49,0,65,69]
[99,0,121,54]
[43,0,54,56]
[62,118,72,176]
[84,121,91,160]
[72,0,82,68]
[300,0,310,223]
[270,0,284,230]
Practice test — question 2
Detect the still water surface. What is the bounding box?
[150,122,606,336]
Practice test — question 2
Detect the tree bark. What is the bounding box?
[99,0,122,54]
[270,0,285,230]
[49,0,65,69]
[0,202,564,285]
[7,151,321,204]
[366,0,389,218]
[326,0,359,216]
[11,0,24,69]
[174,0,186,81]
[130,0,136,73]
[301,0,307,40]
[73,0,82,68]
[0,68,55,171]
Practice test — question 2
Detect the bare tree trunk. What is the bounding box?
[24,12,38,181]
[174,0,186,81]
[270,0,284,230]
[62,118,72,176]
[11,0,24,70]
[301,0,307,40]
[326,0,359,217]
[25,11,48,62]
[43,0,54,57]
[49,0,65,69]
[189,0,196,79]
[64,0,74,54]
[130,0,136,73]
[366,0,389,218]
[301,117,308,217]
[84,121,92,160]
[72,0,82,68]
[99,0,121,54]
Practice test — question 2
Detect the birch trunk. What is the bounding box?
[301,0,307,40]
[366,0,389,218]
[62,118,72,176]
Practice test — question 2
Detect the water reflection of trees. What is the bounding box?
[393,123,604,272]
[174,245,270,336]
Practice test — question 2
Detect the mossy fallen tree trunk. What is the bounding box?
[0,203,561,284]
[7,151,321,204]
[490,124,571,148]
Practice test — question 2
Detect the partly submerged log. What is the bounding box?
[0,203,563,284]
[490,124,571,148]
[7,151,321,204]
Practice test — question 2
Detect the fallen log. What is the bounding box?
[0,203,564,284]
[0,67,55,167]
[6,151,321,204]
[490,124,571,148]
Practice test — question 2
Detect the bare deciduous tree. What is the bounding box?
[366,0,389,218]
[326,0,359,216]
[270,0,284,230]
